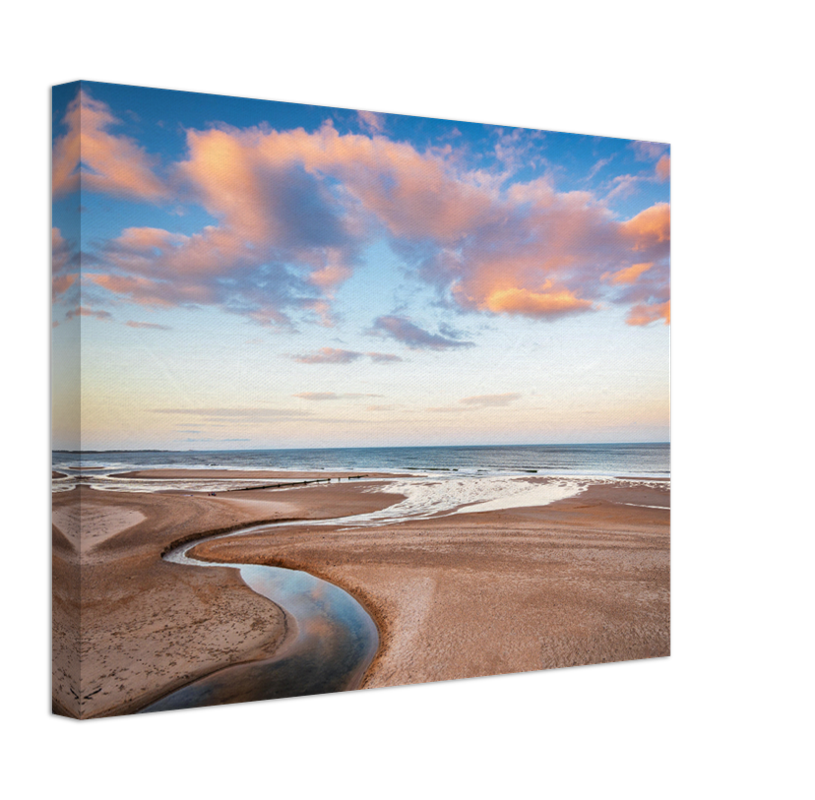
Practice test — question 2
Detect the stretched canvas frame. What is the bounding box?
[52,81,670,719]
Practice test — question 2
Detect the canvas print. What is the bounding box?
[51,81,670,719]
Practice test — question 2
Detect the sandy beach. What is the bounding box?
[52,471,669,718]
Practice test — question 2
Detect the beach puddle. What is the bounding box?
[140,535,378,713]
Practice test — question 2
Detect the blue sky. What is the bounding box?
[52,80,669,450]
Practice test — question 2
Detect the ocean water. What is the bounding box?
[53,442,669,478]
[52,444,669,518]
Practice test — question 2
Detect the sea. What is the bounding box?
[52,443,669,518]
[53,442,668,478]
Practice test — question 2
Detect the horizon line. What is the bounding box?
[54,441,671,454]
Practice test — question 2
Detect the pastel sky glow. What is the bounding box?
[52,81,669,450]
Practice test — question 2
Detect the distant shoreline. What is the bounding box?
[54,449,174,454]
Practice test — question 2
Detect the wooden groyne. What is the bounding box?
[225,474,370,492]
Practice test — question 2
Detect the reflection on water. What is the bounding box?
[140,536,378,712]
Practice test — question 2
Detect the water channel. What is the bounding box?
[140,530,379,712]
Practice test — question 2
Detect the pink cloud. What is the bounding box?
[65,306,112,321]
[366,352,403,363]
[86,273,213,307]
[416,179,666,321]
[621,203,671,251]
[357,110,385,134]
[459,393,521,407]
[293,392,383,400]
[620,203,671,241]
[327,132,494,244]
[292,347,364,364]
[631,141,669,161]
[113,227,187,254]
[292,348,403,364]
[602,262,654,286]
[656,155,670,182]
[52,90,167,201]
[309,262,353,289]
[294,392,342,400]
[125,320,172,330]
[627,300,670,326]
[480,286,596,318]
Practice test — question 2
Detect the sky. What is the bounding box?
[51,81,670,451]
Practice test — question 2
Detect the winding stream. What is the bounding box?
[140,528,379,713]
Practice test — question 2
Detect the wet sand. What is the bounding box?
[52,475,669,717]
